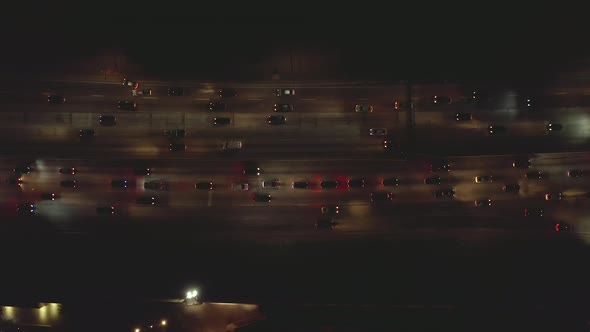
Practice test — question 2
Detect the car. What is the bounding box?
[568,169,587,178]
[503,183,521,193]
[347,179,365,188]
[47,95,66,104]
[232,183,250,191]
[5,176,23,186]
[369,128,388,136]
[428,160,450,172]
[209,102,226,111]
[382,177,400,186]
[522,97,533,108]
[370,191,393,202]
[59,167,77,175]
[14,165,32,174]
[354,104,373,113]
[169,143,186,152]
[292,181,309,189]
[513,158,531,168]
[132,89,152,96]
[212,117,231,126]
[168,87,184,96]
[474,175,494,183]
[273,103,294,112]
[545,192,563,201]
[555,222,573,232]
[136,196,157,205]
[122,78,139,89]
[99,115,116,125]
[111,180,131,188]
[525,171,544,180]
[316,218,336,229]
[393,100,407,110]
[60,180,77,188]
[96,205,116,215]
[268,115,286,125]
[40,192,57,200]
[383,139,406,156]
[195,182,213,190]
[474,198,492,207]
[455,113,472,121]
[435,189,455,198]
[16,203,35,215]
[262,179,280,189]
[433,96,452,104]
[524,208,543,217]
[133,167,151,176]
[144,180,170,191]
[275,88,295,97]
[321,205,340,215]
[164,129,186,138]
[424,176,441,185]
[79,129,95,139]
[218,88,237,98]
[488,125,506,134]
[252,193,272,202]
[243,163,261,176]
[547,123,563,131]
[117,100,137,111]
[321,180,339,189]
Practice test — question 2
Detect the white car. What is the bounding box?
[231,183,249,191]
[275,88,295,97]
[369,128,387,136]
[132,89,152,96]
[122,78,139,89]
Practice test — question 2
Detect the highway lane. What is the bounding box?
[2,153,590,239]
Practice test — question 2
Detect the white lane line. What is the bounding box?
[207,191,213,207]
[248,98,264,101]
[90,94,104,97]
[507,94,519,97]
[194,98,209,101]
[357,98,369,100]
[554,92,568,95]
[300,98,317,101]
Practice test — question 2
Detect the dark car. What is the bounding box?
[79,129,95,139]
[5,176,23,186]
[382,177,400,186]
[195,182,213,190]
[16,203,35,215]
[268,115,286,125]
[474,198,492,207]
[455,113,472,121]
[525,171,544,180]
[96,205,116,215]
[316,218,335,229]
[321,180,339,189]
[164,129,186,138]
[394,100,407,110]
[555,222,573,232]
[321,205,340,215]
[168,87,184,96]
[433,96,452,104]
[218,89,237,98]
[144,180,169,191]
[424,176,442,185]
[513,158,531,168]
[59,167,77,175]
[568,169,587,178]
[243,162,262,176]
[292,181,309,189]
[136,196,157,205]
[209,102,226,111]
[547,123,563,131]
[169,143,186,152]
[111,180,131,189]
[60,180,77,188]
[503,184,521,193]
[48,95,66,104]
[383,139,406,157]
[133,167,151,176]
[99,115,116,126]
[435,189,455,198]
[273,103,294,112]
[371,191,393,202]
[488,125,506,134]
[40,192,58,200]
[117,100,137,110]
[262,179,280,189]
[252,193,272,202]
[524,208,543,217]
[14,165,32,174]
[347,179,365,188]
[212,117,231,126]
[429,160,450,172]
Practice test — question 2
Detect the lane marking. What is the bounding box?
[554,92,568,95]
[247,98,264,101]
[208,191,213,207]
[90,94,104,97]
[194,98,209,101]
[300,98,317,101]
[357,98,369,100]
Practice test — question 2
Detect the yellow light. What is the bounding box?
[135,328,140,332]
[161,320,167,326]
